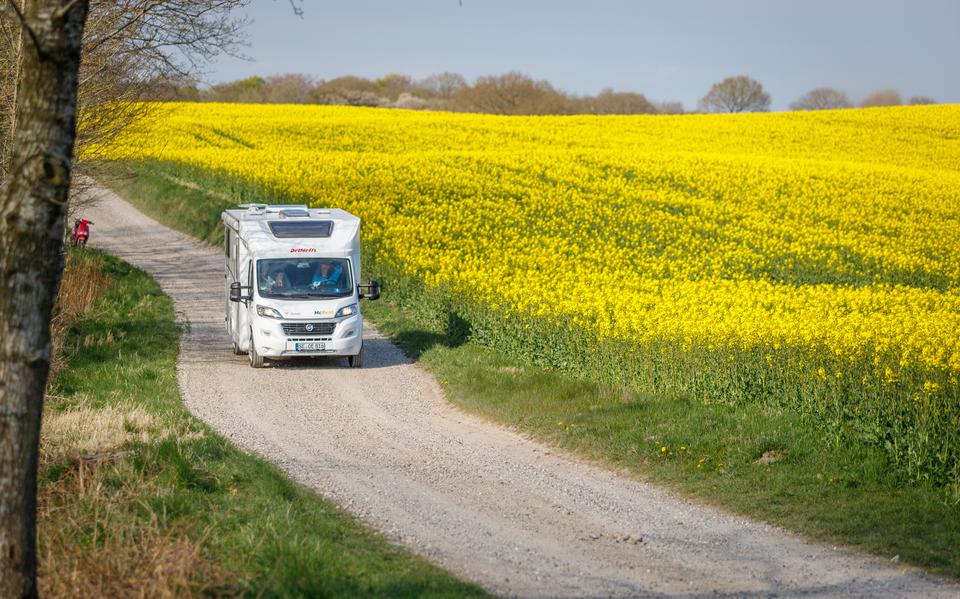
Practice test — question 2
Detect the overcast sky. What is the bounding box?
[208,0,960,110]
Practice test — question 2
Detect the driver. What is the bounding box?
[311,261,342,288]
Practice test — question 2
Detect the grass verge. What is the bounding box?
[94,158,960,580]
[39,248,487,597]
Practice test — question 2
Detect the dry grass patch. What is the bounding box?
[41,405,159,465]
[49,251,112,377]
[38,399,222,597]
[38,465,229,599]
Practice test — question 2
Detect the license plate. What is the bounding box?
[295,342,325,351]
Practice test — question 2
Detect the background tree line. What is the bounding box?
[160,71,937,116]
[160,71,684,115]
[697,76,936,113]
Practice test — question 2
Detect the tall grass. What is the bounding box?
[48,250,112,378]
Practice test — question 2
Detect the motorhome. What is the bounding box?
[222,204,379,368]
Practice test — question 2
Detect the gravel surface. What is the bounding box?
[88,186,957,598]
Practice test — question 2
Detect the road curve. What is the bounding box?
[87,186,956,598]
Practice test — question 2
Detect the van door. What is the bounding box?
[225,225,241,339]
[235,257,253,352]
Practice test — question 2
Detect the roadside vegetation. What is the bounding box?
[39,248,487,597]
[97,158,960,580]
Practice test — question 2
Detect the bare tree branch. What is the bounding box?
[4,0,49,62]
[1,0,252,198]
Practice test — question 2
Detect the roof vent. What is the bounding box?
[279,208,310,218]
[268,221,334,238]
[239,203,267,214]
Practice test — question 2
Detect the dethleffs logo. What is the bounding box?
[290,248,317,253]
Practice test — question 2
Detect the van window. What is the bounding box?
[231,239,239,277]
[225,228,231,257]
[257,258,352,299]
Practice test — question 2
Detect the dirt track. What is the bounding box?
[88,186,957,598]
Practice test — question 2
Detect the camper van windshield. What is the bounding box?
[257,258,352,299]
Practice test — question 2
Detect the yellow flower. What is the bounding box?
[98,103,960,397]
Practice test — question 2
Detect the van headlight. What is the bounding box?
[256,304,283,319]
[335,303,358,318]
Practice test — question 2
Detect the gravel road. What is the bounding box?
[87,186,957,598]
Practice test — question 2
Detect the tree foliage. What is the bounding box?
[450,71,567,115]
[171,70,675,116]
[698,75,771,113]
[861,89,902,108]
[583,88,656,115]
[789,87,852,111]
[417,72,467,100]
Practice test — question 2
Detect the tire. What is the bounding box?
[249,337,265,368]
[348,345,363,368]
[232,341,247,356]
[78,237,87,247]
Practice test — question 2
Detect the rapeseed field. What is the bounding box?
[100,103,960,494]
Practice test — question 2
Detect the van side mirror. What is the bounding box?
[229,281,249,303]
[359,280,380,301]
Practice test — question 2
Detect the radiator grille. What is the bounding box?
[282,322,336,336]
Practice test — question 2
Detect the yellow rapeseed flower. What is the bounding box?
[97,103,960,388]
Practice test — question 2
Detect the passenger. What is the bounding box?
[311,261,342,288]
[268,269,289,291]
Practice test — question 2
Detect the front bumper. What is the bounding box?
[252,314,362,358]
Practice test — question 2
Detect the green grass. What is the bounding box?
[99,162,246,245]
[40,248,487,597]
[96,158,960,580]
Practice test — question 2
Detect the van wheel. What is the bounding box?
[348,346,363,368]
[249,341,265,368]
[232,341,247,356]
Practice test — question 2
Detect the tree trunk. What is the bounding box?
[0,1,88,597]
